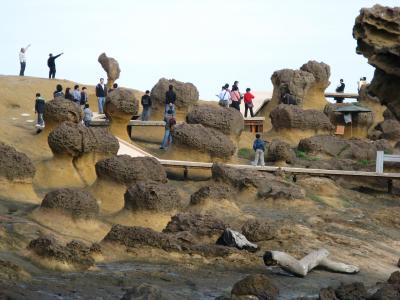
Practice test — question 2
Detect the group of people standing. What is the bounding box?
[218,81,256,118]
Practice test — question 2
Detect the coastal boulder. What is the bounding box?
[172,123,236,158]
[104,88,139,120]
[48,122,119,157]
[41,188,99,218]
[190,184,233,205]
[375,120,400,140]
[186,104,244,136]
[44,98,83,124]
[0,142,35,181]
[151,78,199,110]
[241,219,276,242]
[124,181,182,212]
[270,104,334,131]
[98,53,120,87]
[334,282,367,300]
[231,274,279,300]
[266,139,296,163]
[95,155,167,185]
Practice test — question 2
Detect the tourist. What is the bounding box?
[47,52,64,79]
[358,77,367,92]
[244,88,255,118]
[65,88,74,101]
[95,78,107,114]
[34,93,45,134]
[334,79,345,103]
[80,87,88,106]
[160,103,176,150]
[19,44,31,76]
[53,84,64,97]
[108,83,118,93]
[281,92,297,105]
[72,85,81,105]
[165,84,176,112]
[218,84,231,107]
[141,90,152,121]
[252,133,265,166]
[83,104,93,127]
[233,80,243,101]
[230,85,241,111]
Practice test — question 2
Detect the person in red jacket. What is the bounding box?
[244,88,255,118]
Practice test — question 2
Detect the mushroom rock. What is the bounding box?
[186,104,244,136]
[0,142,38,203]
[150,78,199,112]
[44,98,83,128]
[266,139,296,164]
[98,52,121,88]
[353,5,400,121]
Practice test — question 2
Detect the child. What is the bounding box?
[34,93,45,134]
[83,103,93,127]
[244,88,255,117]
[252,133,265,166]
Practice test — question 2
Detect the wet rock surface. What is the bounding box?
[44,98,83,124]
[270,104,334,131]
[0,142,35,181]
[95,155,167,185]
[124,181,182,212]
[48,122,119,157]
[105,88,139,119]
[190,184,233,205]
[98,52,120,86]
[231,274,279,300]
[186,104,244,136]
[266,139,296,163]
[121,283,183,300]
[150,78,199,110]
[41,188,99,218]
[172,123,236,158]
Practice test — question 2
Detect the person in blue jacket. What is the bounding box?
[252,133,265,166]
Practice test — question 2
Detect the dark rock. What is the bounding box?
[334,282,367,300]
[0,142,35,181]
[241,219,276,242]
[172,123,236,158]
[270,104,334,131]
[95,155,167,185]
[121,283,183,300]
[41,188,99,218]
[186,104,244,136]
[266,139,296,163]
[319,287,338,300]
[98,53,120,86]
[369,284,400,300]
[0,260,28,281]
[151,78,199,110]
[124,181,182,212]
[104,88,139,120]
[44,98,83,124]
[375,120,400,140]
[190,184,233,205]
[48,122,119,157]
[388,271,400,285]
[231,274,279,300]
[163,213,227,238]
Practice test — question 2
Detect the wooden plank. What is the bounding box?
[383,155,400,162]
[244,117,265,121]
[128,120,184,126]
[324,93,359,99]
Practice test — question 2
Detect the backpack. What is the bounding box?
[142,95,150,106]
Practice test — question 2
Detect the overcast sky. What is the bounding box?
[1,0,398,99]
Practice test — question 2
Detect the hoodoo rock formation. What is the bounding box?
[266,139,296,164]
[353,5,400,121]
[186,104,244,136]
[151,78,199,111]
[98,53,121,88]
[44,98,83,125]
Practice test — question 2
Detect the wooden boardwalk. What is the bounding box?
[325,92,359,99]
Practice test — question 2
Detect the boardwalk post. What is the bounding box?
[388,179,393,194]
[376,151,384,173]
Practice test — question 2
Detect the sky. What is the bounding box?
[1,0,398,100]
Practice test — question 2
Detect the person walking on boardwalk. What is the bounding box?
[252,133,265,166]
[95,78,107,114]
[334,79,345,103]
[141,90,152,121]
[34,93,45,134]
[244,88,255,118]
[47,52,63,79]
[160,103,176,150]
[19,44,31,76]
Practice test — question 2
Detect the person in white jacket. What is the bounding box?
[19,44,31,76]
[218,84,231,107]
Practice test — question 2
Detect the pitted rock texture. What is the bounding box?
[335,282,367,300]
[231,274,279,300]
[104,88,139,118]
[241,219,276,242]
[0,142,35,181]
[48,122,119,157]
[212,163,305,200]
[271,60,330,107]
[98,53,121,86]
[44,98,83,124]
[353,5,400,120]
[41,188,99,218]
[266,139,296,163]
[124,181,182,212]
[186,104,244,136]
[151,78,199,110]
[172,123,236,158]
[298,135,392,161]
[270,104,334,131]
[95,155,167,185]
[190,184,233,205]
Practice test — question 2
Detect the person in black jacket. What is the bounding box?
[80,87,88,106]
[35,93,45,133]
[53,84,64,98]
[334,79,345,103]
[95,78,107,114]
[165,85,176,112]
[47,53,63,79]
[141,90,152,121]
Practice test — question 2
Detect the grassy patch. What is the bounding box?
[238,148,254,160]
[357,159,371,167]
[295,150,319,161]
[308,193,325,205]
